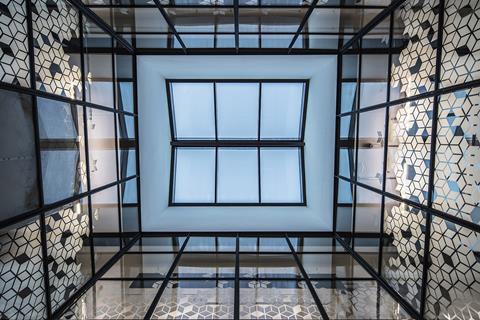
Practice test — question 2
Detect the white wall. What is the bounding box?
[137,55,337,232]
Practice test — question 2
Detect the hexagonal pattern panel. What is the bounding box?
[426,217,480,319]
[441,0,480,87]
[32,0,82,99]
[45,199,91,311]
[0,0,30,87]
[0,218,46,319]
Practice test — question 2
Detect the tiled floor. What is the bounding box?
[61,236,413,319]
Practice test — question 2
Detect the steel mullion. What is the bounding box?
[151,0,188,53]
[287,0,320,52]
[143,235,191,319]
[132,49,143,232]
[332,53,342,233]
[214,82,218,203]
[234,234,240,319]
[234,0,239,52]
[285,236,330,319]
[26,0,53,317]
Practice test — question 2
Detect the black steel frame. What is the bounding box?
[0,0,142,319]
[54,232,401,320]
[333,0,480,319]
[166,79,308,206]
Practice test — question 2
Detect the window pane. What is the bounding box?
[0,89,39,220]
[216,83,259,139]
[260,83,305,140]
[260,148,302,203]
[115,53,134,113]
[217,148,258,203]
[357,108,385,191]
[360,54,389,109]
[171,83,215,139]
[87,108,117,190]
[354,186,382,233]
[91,185,119,233]
[174,148,215,203]
[38,98,87,204]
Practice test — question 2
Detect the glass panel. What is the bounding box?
[293,34,340,49]
[173,253,235,278]
[341,54,358,114]
[382,198,425,312]
[357,108,385,190]
[129,237,187,252]
[239,8,306,33]
[93,237,121,272]
[171,82,215,140]
[426,217,480,319]
[260,148,302,203]
[117,114,136,180]
[173,148,216,203]
[240,253,302,279]
[307,8,381,33]
[300,253,370,279]
[0,0,29,87]
[32,0,81,97]
[184,236,236,252]
[61,280,157,319]
[120,179,139,233]
[314,280,411,319]
[360,54,388,109]
[91,7,169,33]
[103,253,176,279]
[152,280,234,319]
[0,90,39,220]
[217,148,259,203]
[45,198,91,311]
[434,88,480,224]
[354,237,380,272]
[174,34,214,48]
[336,178,354,233]
[0,217,46,319]
[86,107,117,189]
[165,8,234,33]
[240,280,320,319]
[239,237,291,252]
[289,237,345,253]
[386,98,432,205]
[91,185,119,233]
[38,98,87,204]
[354,186,382,233]
[260,82,305,139]
[261,34,296,48]
[84,16,114,108]
[115,53,134,113]
[216,82,259,139]
[362,15,390,49]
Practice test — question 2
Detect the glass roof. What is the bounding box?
[168,80,307,205]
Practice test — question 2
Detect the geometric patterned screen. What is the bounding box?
[336,0,480,318]
[0,0,138,317]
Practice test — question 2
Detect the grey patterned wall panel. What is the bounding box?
[0,0,30,87]
[46,199,91,311]
[441,0,480,87]
[32,0,82,99]
[434,87,480,225]
[426,217,480,319]
[0,218,46,319]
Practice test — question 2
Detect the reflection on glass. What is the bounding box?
[171,82,215,139]
[45,198,91,311]
[240,254,301,278]
[121,179,139,233]
[93,237,121,272]
[129,237,187,252]
[362,15,390,49]
[184,237,236,252]
[91,185,119,233]
[87,107,117,189]
[354,238,380,272]
[354,186,382,233]
[217,148,259,203]
[239,237,291,252]
[336,178,354,233]
[357,108,385,190]
[103,253,176,279]
[289,237,345,253]
[117,114,136,180]
[61,280,157,319]
[38,98,87,204]
[115,53,134,113]
[0,90,39,220]
[360,54,388,108]
[260,82,305,139]
[299,253,370,279]
[173,253,235,278]
[260,148,303,203]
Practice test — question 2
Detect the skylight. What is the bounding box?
[167,80,308,205]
